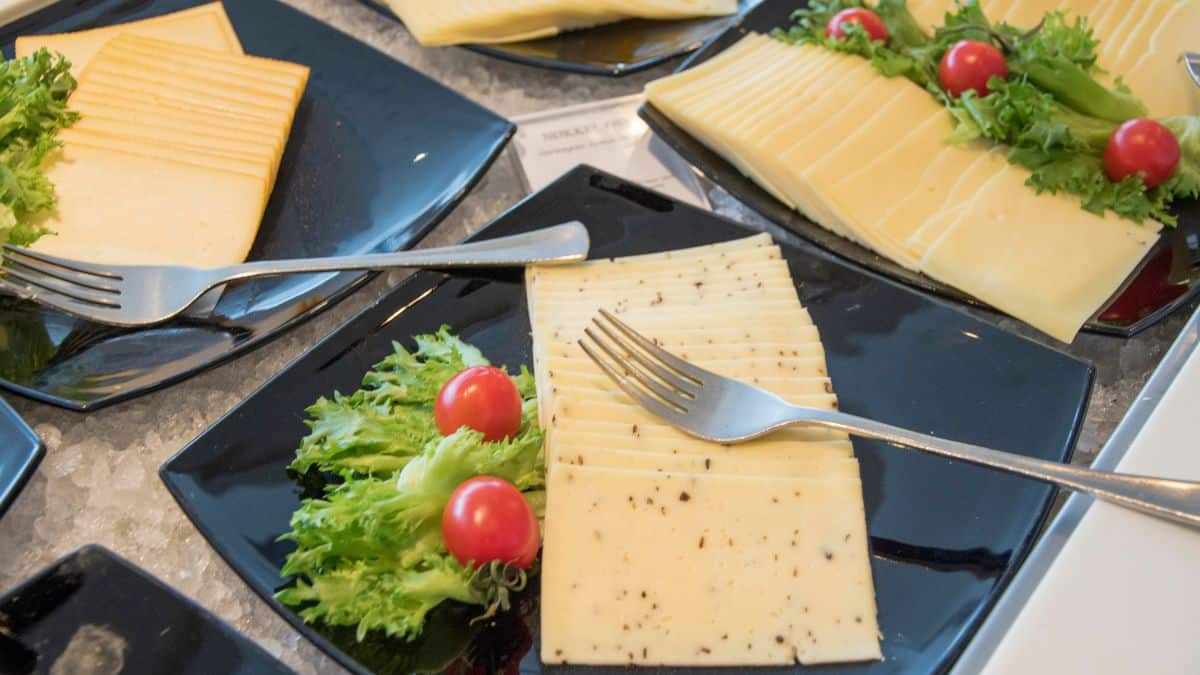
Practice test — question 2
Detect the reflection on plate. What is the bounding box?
[162,166,1093,674]
[357,0,763,76]
[0,397,41,519]
[638,0,1200,338]
[0,0,514,411]
[0,545,292,675]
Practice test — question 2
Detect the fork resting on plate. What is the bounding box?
[0,222,590,327]
[581,309,1200,530]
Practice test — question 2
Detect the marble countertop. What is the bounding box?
[0,1,1194,673]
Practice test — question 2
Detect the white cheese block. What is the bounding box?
[540,464,881,665]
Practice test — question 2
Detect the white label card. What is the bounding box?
[511,95,710,210]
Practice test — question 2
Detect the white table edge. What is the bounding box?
[951,305,1200,673]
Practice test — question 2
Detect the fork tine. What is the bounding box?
[0,277,119,322]
[2,252,122,293]
[579,338,689,425]
[597,308,707,383]
[588,318,698,395]
[583,327,690,411]
[1,267,121,307]
[2,245,123,279]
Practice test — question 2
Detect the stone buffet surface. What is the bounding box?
[0,1,1193,674]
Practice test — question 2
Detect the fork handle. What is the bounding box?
[212,222,590,282]
[791,407,1200,529]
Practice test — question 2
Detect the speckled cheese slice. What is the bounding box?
[15,2,242,77]
[530,234,881,665]
[540,465,881,666]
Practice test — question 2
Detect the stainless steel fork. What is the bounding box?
[0,222,590,327]
[580,309,1200,529]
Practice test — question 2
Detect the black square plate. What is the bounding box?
[161,166,1093,674]
[0,0,514,411]
[357,0,763,76]
[0,545,292,674]
[638,0,1200,338]
[0,397,41,520]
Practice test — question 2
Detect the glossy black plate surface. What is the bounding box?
[0,397,41,520]
[0,0,513,411]
[357,0,763,76]
[0,545,292,674]
[162,166,1093,674]
[638,0,1200,338]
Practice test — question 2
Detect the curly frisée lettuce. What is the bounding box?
[775,0,1200,225]
[0,49,77,246]
[278,328,544,641]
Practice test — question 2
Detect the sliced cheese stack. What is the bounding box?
[15,2,242,77]
[644,34,1162,342]
[31,32,309,266]
[909,0,1200,117]
[383,0,738,46]
[531,234,882,667]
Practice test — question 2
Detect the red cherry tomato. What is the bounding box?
[824,8,889,43]
[435,366,522,442]
[1104,118,1181,189]
[938,39,1008,97]
[442,476,540,570]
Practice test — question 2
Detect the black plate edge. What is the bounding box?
[940,368,1093,671]
[0,127,515,414]
[0,0,517,412]
[0,401,43,520]
[0,543,297,674]
[160,164,1097,675]
[158,280,451,675]
[635,7,1192,340]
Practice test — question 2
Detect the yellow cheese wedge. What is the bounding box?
[74,74,289,127]
[89,51,301,106]
[32,144,264,267]
[71,116,277,163]
[101,34,309,90]
[540,465,880,666]
[57,128,271,187]
[68,87,289,140]
[79,67,294,121]
[67,96,285,156]
[15,2,241,76]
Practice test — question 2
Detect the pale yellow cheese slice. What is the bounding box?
[540,465,881,666]
[552,446,862,477]
[547,429,854,461]
[921,164,1162,342]
[388,0,737,46]
[32,144,264,266]
[57,127,271,182]
[15,2,241,76]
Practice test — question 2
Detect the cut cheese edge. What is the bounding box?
[15,2,242,76]
[32,144,264,266]
[540,465,881,666]
[644,31,1164,342]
